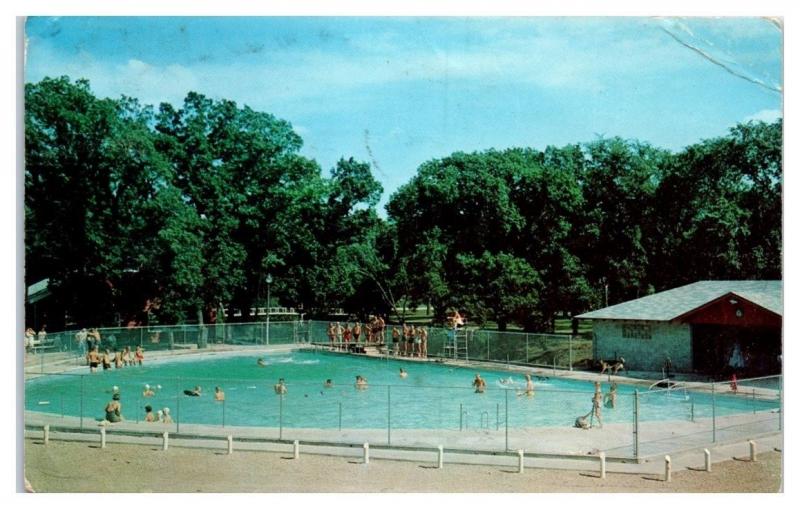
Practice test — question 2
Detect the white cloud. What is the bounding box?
[743,109,782,123]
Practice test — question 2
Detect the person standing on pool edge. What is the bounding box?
[591,381,603,428]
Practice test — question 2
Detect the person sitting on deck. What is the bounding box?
[162,407,173,424]
[135,346,144,366]
[114,349,124,369]
[105,393,123,423]
[144,405,155,422]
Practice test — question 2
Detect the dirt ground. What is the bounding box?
[23,438,782,493]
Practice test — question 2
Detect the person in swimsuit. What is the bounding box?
[142,384,155,397]
[391,327,401,356]
[591,381,603,428]
[156,409,163,422]
[472,374,486,394]
[134,346,144,366]
[257,357,267,367]
[162,407,173,424]
[184,386,202,397]
[355,375,368,390]
[105,393,122,423]
[102,350,112,370]
[323,379,334,388]
[343,324,352,348]
[144,405,155,422]
[518,374,535,397]
[214,386,225,401]
[413,326,422,357]
[353,322,362,343]
[113,349,123,369]
[420,327,428,358]
[88,347,101,373]
[327,323,335,345]
[399,368,408,379]
[274,379,287,395]
[604,382,618,409]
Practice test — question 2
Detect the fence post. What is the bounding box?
[162,431,169,451]
[79,375,84,431]
[279,393,284,440]
[293,440,300,459]
[517,449,525,473]
[459,403,463,431]
[711,381,716,443]
[599,451,606,479]
[704,448,711,472]
[227,435,234,455]
[338,401,342,431]
[749,440,757,461]
[100,428,107,448]
[487,332,490,361]
[43,425,49,445]
[633,390,640,461]
[387,385,392,446]
[222,397,226,427]
[140,327,144,347]
[363,443,370,464]
[437,445,444,469]
[569,335,573,371]
[505,389,509,451]
[664,455,672,482]
[525,334,529,364]
[176,378,181,434]
[496,403,500,431]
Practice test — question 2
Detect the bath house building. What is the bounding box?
[575,280,782,378]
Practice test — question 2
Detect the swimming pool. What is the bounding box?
[25,349,778,430]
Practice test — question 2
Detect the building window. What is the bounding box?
[622,323,651,339]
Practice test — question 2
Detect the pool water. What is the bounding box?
[25,350,778,429]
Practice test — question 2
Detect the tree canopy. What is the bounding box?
[25,77,782,331]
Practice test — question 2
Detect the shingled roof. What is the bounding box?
[575,280,782,321]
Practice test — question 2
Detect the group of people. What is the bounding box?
[574,381,618,429]
[391,324,428,358]
[87,345,144,373]
[101,387,173,425]
[23,326,48,353]
[327,316,387,346]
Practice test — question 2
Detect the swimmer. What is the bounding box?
[274,378,287,395]
[144,404,155,422]
[517,374,535,397]
[156,409,163,422]
[499,376,515,386]
[257,358,267,367]
[142,384,155,398]
[472,373,486,394]
[323,379,334,388]
[184,386,202,397]
[399,368,408,379]
[355,375,368,390]
[214,386,225,401]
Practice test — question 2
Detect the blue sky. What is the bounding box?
[24,17,782,211]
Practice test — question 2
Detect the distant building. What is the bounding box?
[576,281,782,377]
